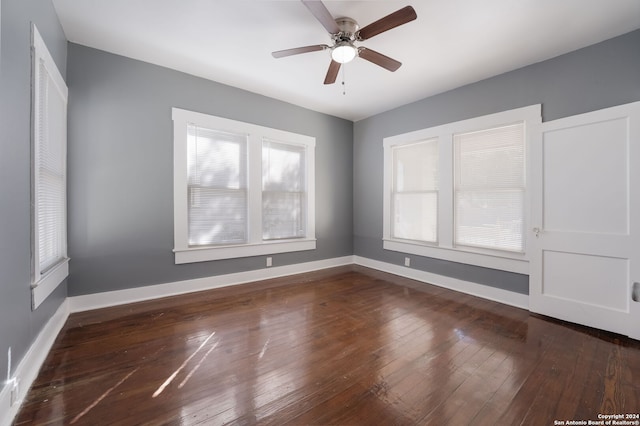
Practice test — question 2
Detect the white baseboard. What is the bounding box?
[68,255,529,314]
[69,256,355,313]
[0,299,70,426]
[354,256,529,310]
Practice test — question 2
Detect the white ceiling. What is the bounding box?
[52,0,640,121]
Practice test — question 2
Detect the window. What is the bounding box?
[383,105,541,274]
[454,123,525,252]
[391,139,438,242]
[173,108,316,264]
[31,24,69,309]
[262,140,307,240]
[187,125,248,246]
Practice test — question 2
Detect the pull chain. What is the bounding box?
[341,64,346,95]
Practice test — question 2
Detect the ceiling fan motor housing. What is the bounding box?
[333,17,359,42]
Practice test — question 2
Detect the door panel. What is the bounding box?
[542,251,628,311]
[530,102,640,339]
[542,118,629,234]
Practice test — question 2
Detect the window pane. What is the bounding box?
[391,138,438,243]
[188,126,247,188]
[454,123,525,252]
[37,62,67,273]
[263,192,304,239]
[455,190,524,252]
[455,123,524,189]
[38,170,65,271]
[392,192,438,242]
[188,188,247,245]
[187,125,247,245]
[262,140,306,240]
[393,139,438,191]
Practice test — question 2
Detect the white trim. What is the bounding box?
[31,258,70,309]
[354,256,529,310]
[70,254,528,314]
[0,300,69,426]
[383,240,528,274]
[31,25,67,101]
[69,256,354,313]
[175,239,316,264]
[382,105,541,274]
[382,105,541,148]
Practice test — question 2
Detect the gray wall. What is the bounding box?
[0,0,67,391]
[353,29,640,295]
[66,44,354,296]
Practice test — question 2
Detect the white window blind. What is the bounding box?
[262,139,306,240]
[391,139,438,242]
[36,59,67,272]
[454,123,525,252]
[187,125,248,246]
[31,24,69,309]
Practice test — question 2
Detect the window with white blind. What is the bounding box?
[31,24,69,309]
[187,126,248,246]
[262,140,306,240]
[391,139,438,243]
[173,108,316,264]
[383,105,541,274]
[454,124,525,252]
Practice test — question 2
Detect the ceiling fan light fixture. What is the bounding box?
[331,42,357,64]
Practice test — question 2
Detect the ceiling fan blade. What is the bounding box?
[272,44,328,58]
[356,6,417,41]
[302,0,340,34]
[324,60,341,84]
[358,48,402,72]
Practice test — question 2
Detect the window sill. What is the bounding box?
[383,239,528,274]
[32,258,69,310]
[174,239,317,264]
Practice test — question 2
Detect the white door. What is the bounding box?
[530,102,640,340]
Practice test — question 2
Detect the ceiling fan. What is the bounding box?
[272,0,417,85]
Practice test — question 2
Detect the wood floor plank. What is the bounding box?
[14,266,640,425]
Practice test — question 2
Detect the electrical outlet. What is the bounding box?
[10,378,19,407]
[404,257,411,267]
[266,257,272,267]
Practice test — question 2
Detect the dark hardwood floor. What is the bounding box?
[14,266,640,425]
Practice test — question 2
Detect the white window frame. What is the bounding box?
[383,105,541,274]
[31,24,69,309]
[172,108,316,264]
